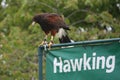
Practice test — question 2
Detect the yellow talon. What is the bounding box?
[39,40,48,47]
[48,41,53,50]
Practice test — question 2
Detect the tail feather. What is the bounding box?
[59,35,71,43]
[57,28,71,43]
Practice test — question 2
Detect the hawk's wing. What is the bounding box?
[43,14,70,30]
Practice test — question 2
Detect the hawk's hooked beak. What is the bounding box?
[32,21,36,26]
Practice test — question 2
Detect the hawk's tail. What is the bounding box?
[57,28,71,43]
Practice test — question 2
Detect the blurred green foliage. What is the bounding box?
[0,0,120,80]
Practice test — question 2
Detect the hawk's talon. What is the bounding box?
[48,41,54,50]
[39,40,48,46]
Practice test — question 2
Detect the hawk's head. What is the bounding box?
[32,14,43,25]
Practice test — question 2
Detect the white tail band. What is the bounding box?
[57,28,67,38]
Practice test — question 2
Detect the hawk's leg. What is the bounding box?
[40,35,48,45]
[48,36,54,49]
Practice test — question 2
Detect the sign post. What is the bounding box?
[38,46,43,80]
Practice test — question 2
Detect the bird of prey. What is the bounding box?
[32,13,71,47]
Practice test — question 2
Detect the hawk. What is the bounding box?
[32,13,71,47]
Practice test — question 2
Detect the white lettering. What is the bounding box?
[53,57,63,73]
[63,60,70,72]
[53,53,116,74]
[70,58,83,71]
[96,56,105,69]
[106,56,115,73]
[83,53,91,70]
[92,52,96,69]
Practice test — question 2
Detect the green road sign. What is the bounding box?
[46,42,120,80]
